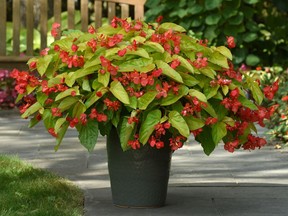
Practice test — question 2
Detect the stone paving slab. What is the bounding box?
[1,110,288,215]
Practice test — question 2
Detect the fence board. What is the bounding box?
[13,0,21,56]
[26,0,34,55]
[94,0,102,28]
[81,0,89,31]
[108,2,116,23]
[120,4,129,19]
[68,0,75,29]
[0,1,6,55]
[40,0,48,50]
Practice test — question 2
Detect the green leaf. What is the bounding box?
[246,54,260,66]
[138,91,158,110]
[54,122,69,151]
[188,4,203,15]
[243,32,258,43]
[246,77,264,105]
[189,89,207,102]
[54,117,67,133]
[215,46,233,60]
[168,110,190,137]
[144,41,164,53]
[184,116,205,130]
[222,85,229,95]
[205,14,222,25]
[72,101,86,118]
[212,122,227,144]
[199,67,216,79]
[155,60,183,83]
[85,88,108,109]
[178,72,199,87]
[82,79,91,92]
[21,102,42,118]
[78,120,98,152]
[139,109,162,144]
[222,116,235,127]
[37,55,53,76]
[209,51,229,69]
[58,96,79,112]
[161,85,189,106]
[55,87,79,101]
[238,95,258,110]
[195,126,216,155]
[126,48,150,59]
[74,65,100,80]
[98,72,110,87]
[109,80,130,105]
[158,22,186,33]
[244,0,259,4]
[119,117,136,151]
[172,55,194,73]
[205,0,222,10]
[204,85,220,99]
[203,102,218,118]
[118,58,155,72]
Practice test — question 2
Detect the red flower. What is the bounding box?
[51,22,60,38]
[226,36,236,48]
[48,128,57,137]
[282,96,288,101]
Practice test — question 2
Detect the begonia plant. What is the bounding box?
[11,18,278,155]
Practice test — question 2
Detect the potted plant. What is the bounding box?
[11,17,278,207]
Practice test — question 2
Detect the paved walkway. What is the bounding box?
[1,110,288,216]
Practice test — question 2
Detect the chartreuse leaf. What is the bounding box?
[138,91,158,110]
[55,87,79,101]
[158,22,186,33]
[54,117,67,133]
[119,117,136,151]
[184,116,205,130]
[77,120,98,152]
[74,65,100,79]
[215,46,233,60]
[238,95,258,110]
[172,55,194,73]
[144,41,164,53]
[199,67,216,79]
[189,89,207,102]
[118,58,155,72]
[139,109,162,144]
[222,116,235,127]
[195,126,216,156]
[85,87,108,109]
[155,60,183,83]
[110,80,130,105]
[209,51,229,69]
[21,102,42,118]
[98,72,110,87]
[212,122,227,144]
[82,79,91,92]
[161,85,189,106]
[126,48,150,59]
[204,85,219,99]
[58,96,79,112]
[168,111,190,137]
[37,55,53,76]
[54,121,69,151]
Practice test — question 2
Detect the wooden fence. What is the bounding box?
[0,0,146,70]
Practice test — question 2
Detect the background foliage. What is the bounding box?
[145,0,288,68]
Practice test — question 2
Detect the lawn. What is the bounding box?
[0,155,84,216]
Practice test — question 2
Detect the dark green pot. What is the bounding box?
[107,128,172,208]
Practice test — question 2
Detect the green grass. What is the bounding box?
[0,155,84,216]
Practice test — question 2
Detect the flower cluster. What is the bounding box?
[0,69,17,109]
[12,18,278,155]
